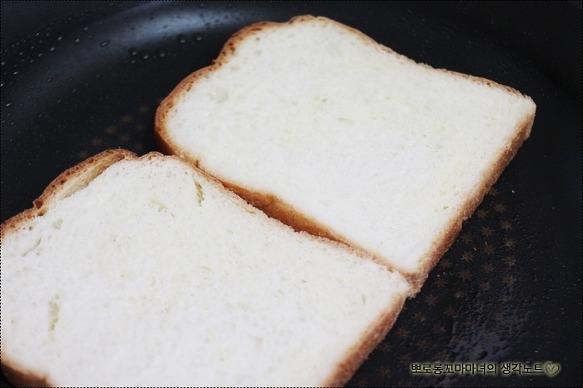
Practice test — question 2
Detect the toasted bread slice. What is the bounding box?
[1,149,410,386]
[156,15,536,286]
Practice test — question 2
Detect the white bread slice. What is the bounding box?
[0,149,411,387]
[156,15,536,286]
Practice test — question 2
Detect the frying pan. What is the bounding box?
[1,1,581,386]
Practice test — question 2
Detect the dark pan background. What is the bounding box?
[1,1,581,386]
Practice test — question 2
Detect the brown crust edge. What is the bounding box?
[1,363,50,388]
[406,109,535,289]
[0,149,136,242]
[321,291,408,387]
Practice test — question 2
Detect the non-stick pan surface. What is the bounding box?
[1,2,581,386]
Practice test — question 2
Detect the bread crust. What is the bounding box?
[408,111,535,289]
[321,290,407,387]
[1,149,136,241]
[1,363,50,387]
[155,15,535,293]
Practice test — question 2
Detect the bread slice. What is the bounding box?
[0,149,411,387]
[155,15,536,286]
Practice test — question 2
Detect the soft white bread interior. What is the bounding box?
[156,15,536,284]
[0,149,411,387]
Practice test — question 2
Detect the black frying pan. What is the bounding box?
[1,2,581,386]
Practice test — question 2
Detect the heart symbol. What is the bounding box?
[542,361,561,377]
